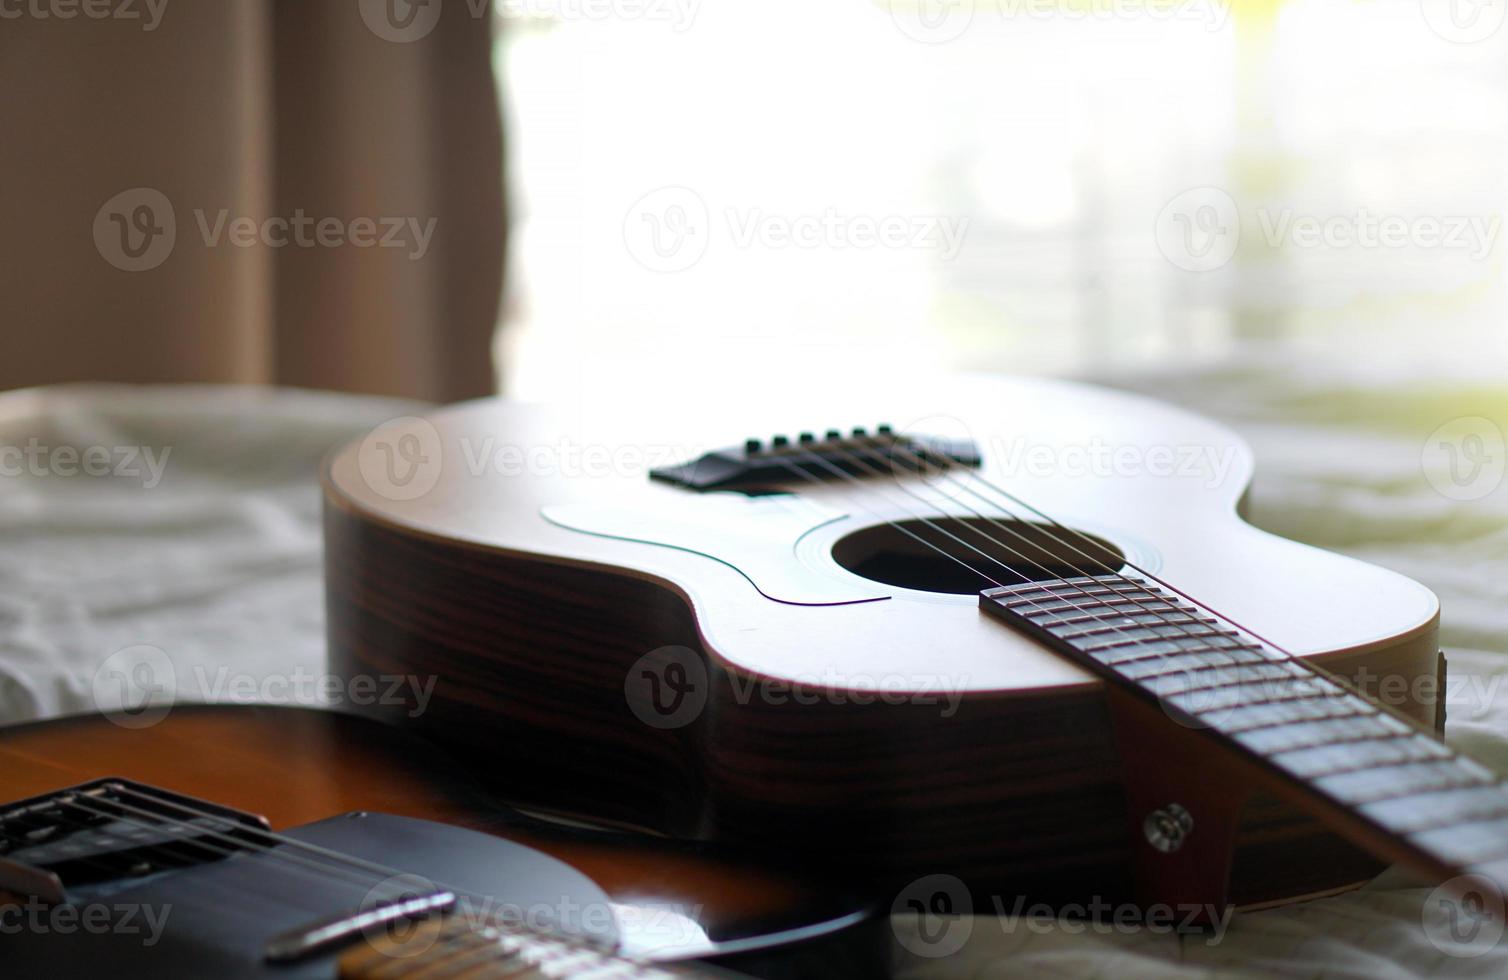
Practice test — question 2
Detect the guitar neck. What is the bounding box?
[337,914,722,979]
[980,574,1508,892]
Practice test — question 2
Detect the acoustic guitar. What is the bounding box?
[321,375,1501,917]
[0,706,883,977]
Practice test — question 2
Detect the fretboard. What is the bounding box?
[981,575,1508,888]
[337,914,720,979]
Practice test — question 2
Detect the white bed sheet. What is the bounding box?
[1,376,1505,977]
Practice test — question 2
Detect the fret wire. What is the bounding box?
[1137,661,1308,691]
[1237,717,1429,756]
[1315,759,1496,804]
[63,787,630,971]
[939,458,1491,823]
[1270,735,1453,780]
[778,444,1508,872]
[1007,591,1146,606]
[843,442,1279,705]
[1364,785,1508,834]
[908,448,1508,837]
[1118,649,1282,679]
[780,446,1299,760]
[1412,818,1508,866]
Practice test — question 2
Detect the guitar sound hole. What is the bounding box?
[831,518,1124,595]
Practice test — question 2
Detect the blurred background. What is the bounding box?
[498,0,1508,405]
[5,0,1506,405]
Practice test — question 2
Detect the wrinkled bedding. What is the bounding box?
[1,375,1505,977]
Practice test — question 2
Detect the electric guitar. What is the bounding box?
[321,375,1502,915]
[0,706,883,977]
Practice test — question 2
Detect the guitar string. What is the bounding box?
[779,446,1288,712]
[816,437,1403,719]
[866,441,1323,697]
[36,795,449,960]
[60,789,602,936]
[0,796,312,922]
[54,793,438,902]
[0,804,227,893]
[796,440,1462,774]
[770,448,1315,736]
[24,792,502,935]
[834,440,1266,674]
[52,794,651,977]
[935,449,1504,783]
[893,443,1413,716]
[51,790,632,967]
[777,445,1499,841]
[923,446,1304,656]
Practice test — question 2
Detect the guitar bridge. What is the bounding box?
[0,778,269,903]
[650,426,981,492]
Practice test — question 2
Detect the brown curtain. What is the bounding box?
[0,0,505,402]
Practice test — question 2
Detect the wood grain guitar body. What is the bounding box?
[322,376,1445,910]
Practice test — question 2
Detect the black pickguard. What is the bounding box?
[6,812,618,979]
